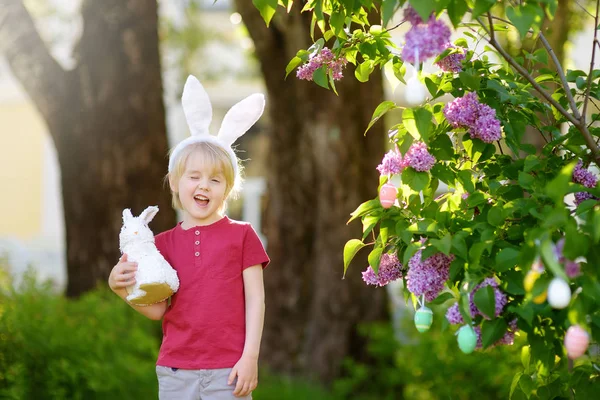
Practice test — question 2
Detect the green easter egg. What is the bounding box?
[457,325,478,354]
[414,306,433,333]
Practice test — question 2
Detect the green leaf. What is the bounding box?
[343,239,367,277]
[355,60,375,83]
[495,248,519,273]
[510,372,524,399]
[457,170,475,193]
[381,0,397,27]
[546,161,576,203]
[487,205,505,227]
[481,318,508,348]
[428,292,454,306]
[540,239,568,281]
[506,4,544,39]
[408,0,436,21]
[472,0,496,18]
[447,0,469,27]
[402,168,430,191]
[368,246,384,274]
[451,233,468,259]
[459,70,481,91]
[313,66,329,89]
[348,199,381,223]
[429,133,454,160]
[253,0,278,26]
[403,241,422,266]
[365,101,397,134]
[407,219,440,235]
[473,285,496,320]
[430,233,452,255]
[402,107,433,143]
[285,56,304,78]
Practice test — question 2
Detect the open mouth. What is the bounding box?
[194,194,209,207]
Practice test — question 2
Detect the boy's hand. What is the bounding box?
[108,254,137,292]
[228,354,258,397]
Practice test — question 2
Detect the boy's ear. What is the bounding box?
[168,174,177,192]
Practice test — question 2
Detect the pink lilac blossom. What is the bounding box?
[406,250,454,302]
[469,105,502,143]
[377,149,403,175]
[297,47,348,81]
[436,43,466,73]
[402,18,451,63]
[572,161,599,205]
[443,92,480,127]
[402,141,436,172]
[362,253,403,287]
[445,303,463,325]
[444,92,503,143]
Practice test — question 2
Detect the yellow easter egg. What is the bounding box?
[532,290,547,304]
[524,270,540,292]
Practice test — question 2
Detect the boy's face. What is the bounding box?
[172,152,228,227]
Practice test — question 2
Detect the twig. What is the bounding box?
[497,140,505,155]
[575,0,595,18]
[480,14,600,162]
[539,33,582,120]
[582,0,600,122]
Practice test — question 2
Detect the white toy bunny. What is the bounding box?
[119,206,179,306]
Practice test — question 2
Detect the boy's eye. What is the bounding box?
[190,176,199,180]
[211,179,220,183]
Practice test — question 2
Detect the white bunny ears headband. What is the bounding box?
[168,75,265,189]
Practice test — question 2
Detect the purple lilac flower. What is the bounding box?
[443,92,480,127]
[470,105,502,143]
[297,47,348,81]
[444,92,503,142]
[445,303,464,325]
[402,18,451,64]
[377,149,403,175]
[406,250,454,302]
[436,44,466,73]
[574,191,595,205]
[402,142,436,172]
[573,161,598,188]
[362,253,403,287]
[554,238,582,278]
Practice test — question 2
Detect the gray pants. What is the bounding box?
[156,366,252,400]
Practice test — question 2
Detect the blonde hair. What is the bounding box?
[166,141,242,211]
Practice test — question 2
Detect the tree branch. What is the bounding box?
[538,32,581,121]
[481,13,600,162]
[0,0,69,128]
[582,0,600,121]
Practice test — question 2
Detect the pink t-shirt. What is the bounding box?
[154,216,269,369]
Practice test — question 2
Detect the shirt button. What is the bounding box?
[195,230,200,235]
[195,252,200,257]
[195,241,200,245]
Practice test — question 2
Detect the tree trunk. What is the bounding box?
[235,2,389,384]
[0,0,175,296]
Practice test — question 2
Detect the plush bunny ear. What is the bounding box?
[182,75,212,136]
[217,93,265,146]
[140,206,159,224]
[122,209,133,222]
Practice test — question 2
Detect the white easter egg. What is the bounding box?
[405,76,427,106]
[547,277,571,309]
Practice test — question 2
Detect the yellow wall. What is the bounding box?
[0,103,45,239]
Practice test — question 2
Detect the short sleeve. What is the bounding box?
[154,231,171,265]
[243,224,270,270]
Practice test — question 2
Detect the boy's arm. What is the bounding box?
[228,265,265,397]
[108,254,168,320]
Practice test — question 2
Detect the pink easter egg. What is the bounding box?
[379,183,397,209]
[564,325,590,359]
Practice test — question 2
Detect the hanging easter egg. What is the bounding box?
[547,277,571,309]
[405,76,427,106]
[565,325,590,359]
[524,270,547,304]
[379,183,397,209]
[414,305,433,333]
[457,325,478,354]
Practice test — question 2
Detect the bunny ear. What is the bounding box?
[140,206,159,224]
[182,75,212,136]
[217,93,265,146]
[122,209,133,223]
